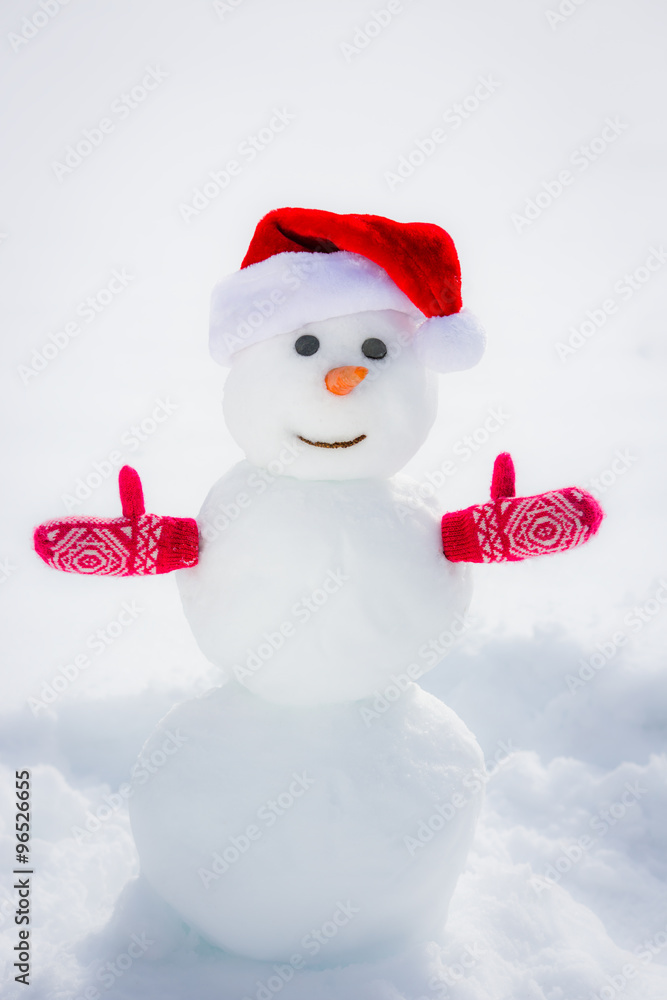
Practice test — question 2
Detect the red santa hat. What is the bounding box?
[209,207,486,373]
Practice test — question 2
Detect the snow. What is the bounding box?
[178,458,471,703]
[219,310,437,481]
[1,0,666,997]
[128,681,484,963]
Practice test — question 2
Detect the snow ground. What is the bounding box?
[1,0,666,997]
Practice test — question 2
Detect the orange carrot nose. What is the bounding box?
[325,366,368,396]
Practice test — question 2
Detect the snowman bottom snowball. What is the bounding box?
[129,681,485,965]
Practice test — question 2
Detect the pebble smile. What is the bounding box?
[297,434,367,449]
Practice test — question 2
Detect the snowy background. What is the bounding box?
[1,0,666,997]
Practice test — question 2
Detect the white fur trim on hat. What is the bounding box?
[209,250,485,373]
[209,251,420,366]
[413,307,486,374]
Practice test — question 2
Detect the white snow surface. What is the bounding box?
[1,0,666,998]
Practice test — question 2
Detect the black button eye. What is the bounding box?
[295,334,320,356]
[362,338,387,360]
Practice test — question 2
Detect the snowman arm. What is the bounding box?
[33,466,199,576]
[441,452,604,563]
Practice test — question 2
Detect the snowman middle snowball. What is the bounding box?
[178,309,471,706]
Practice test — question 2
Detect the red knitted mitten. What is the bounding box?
[34,466,199,576]
[442,453,603,563]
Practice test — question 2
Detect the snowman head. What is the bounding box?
[211,209,486,479]
[223,308,438,480]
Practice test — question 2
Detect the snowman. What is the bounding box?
[34,208,603,966]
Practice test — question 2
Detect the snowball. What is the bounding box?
[177,462,472,705]
[129,680,485,964]
[221,310,438,482]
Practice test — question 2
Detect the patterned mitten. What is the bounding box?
[441,452,603,563]
[34,466,199,576]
